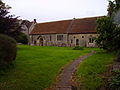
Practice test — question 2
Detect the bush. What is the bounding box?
[116,51,120,62]
[73,46,84,50]
[109,70,120,90]
[0,34,17,69]
[15,32,28,44]
[116,54,120,62]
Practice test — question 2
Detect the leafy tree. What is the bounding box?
[0,0,21,40]
[112,26,120,51]
[96,16,120,52]
[96,16,116,51]
[96,0,120,52]
[107,0,120,16]
[115,0,120,10]
[107,1,116,16]
[16,32,28,44]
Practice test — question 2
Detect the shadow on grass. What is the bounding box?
[0,62,16,76]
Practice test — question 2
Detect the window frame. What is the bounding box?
[89,38,94,43]
[56,34,64,41]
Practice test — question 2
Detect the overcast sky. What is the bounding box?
[3,0,109,23]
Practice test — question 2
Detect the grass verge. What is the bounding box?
[76,50,115,90]
[0,45,94,90]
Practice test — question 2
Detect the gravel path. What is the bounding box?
[53,51,96,90]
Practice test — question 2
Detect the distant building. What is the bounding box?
[30,17,100,47]
[18,19,36,44]
[18,19,36,35]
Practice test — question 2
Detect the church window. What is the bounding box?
[57,35,63,41]
[89,38,94,43]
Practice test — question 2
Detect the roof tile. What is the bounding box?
[31,16,100,35]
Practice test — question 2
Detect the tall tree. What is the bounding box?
[96,0,120,52]
[107,0,115,16]
[107,0,120,16]
[96,16,116,51]
[0,0,21,39]
[115,0,120,9]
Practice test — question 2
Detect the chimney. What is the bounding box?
[73,17,76,20]
[33,19,37,23]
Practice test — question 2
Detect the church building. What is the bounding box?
[30,16,100,47]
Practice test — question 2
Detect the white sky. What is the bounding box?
[3,0,109,23]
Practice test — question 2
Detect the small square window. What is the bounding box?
[57,35,63,41]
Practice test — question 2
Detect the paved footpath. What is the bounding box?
[53,51,96,90]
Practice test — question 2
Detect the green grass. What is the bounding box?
[0,45,94,90]
[76,50,116,90]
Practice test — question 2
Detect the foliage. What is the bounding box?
[96,16,117,51]
[73,46,84,50]
[96,0,120,63]
[112,26,120,51]
[15,32,28,44]
[109,70,120,90]
[0,0,24,43]
[76,50,115,90]
[0,45,93,90]
[108,0,116,16]
[0,34,17,70]
[107,0,120,16]
[96,16,120,52]
[116,52,120,62]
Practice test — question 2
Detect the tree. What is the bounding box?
[0,0,21,40]
[96,16,116,51]
[115,0,120,10]
[16,32,28,44]
[112,26,120,51]
[107,1,116,16]
[107,0,120,16]
[96,0,120,52]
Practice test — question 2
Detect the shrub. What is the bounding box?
[0,34,17,69]
[109,70,120,90]
[73,46,84,50]
[116,54,120,62]
[116,51,120,62]
[15,32,28,44]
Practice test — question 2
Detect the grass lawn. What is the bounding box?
[76,50,116,90]
[0,45,94,90]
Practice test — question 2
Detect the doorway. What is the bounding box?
[37,36,44,46]
[76,39,79,46]
[39,38,43,46]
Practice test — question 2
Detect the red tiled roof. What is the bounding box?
[31,20,71,34]
[31,16,100,35]
[69,17,98,34]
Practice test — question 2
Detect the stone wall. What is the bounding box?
[68,34,98,47]
[30,33,98,47]
[30,34,68,46]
